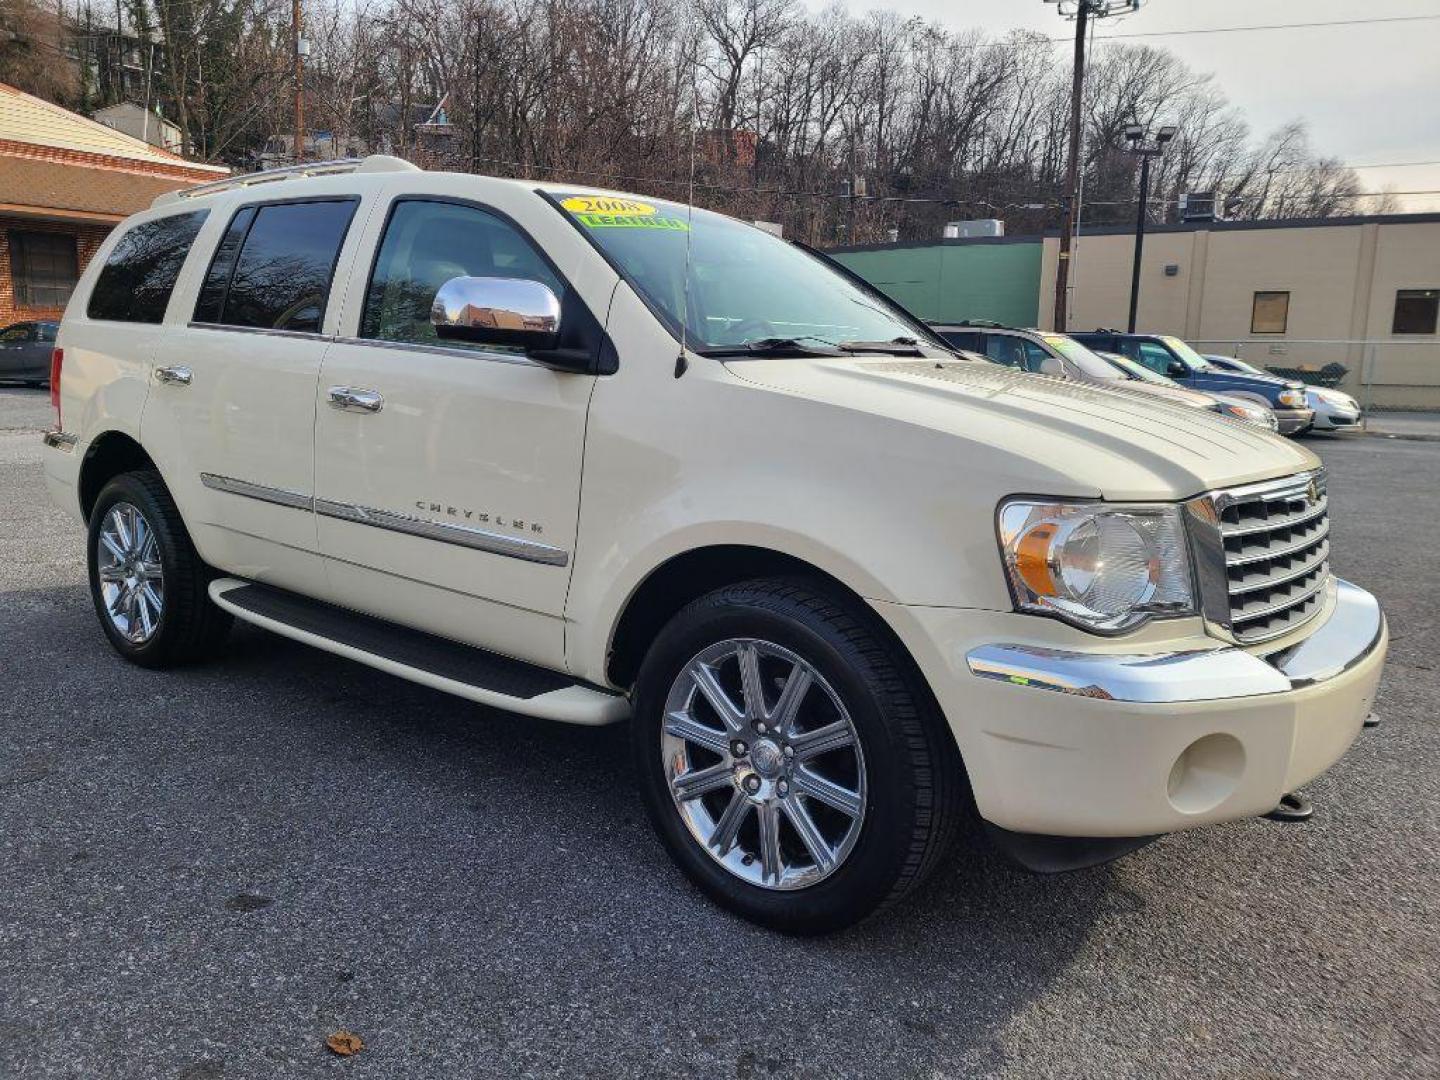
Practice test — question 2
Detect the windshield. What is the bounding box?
[550,192,937,352]
[1040,333,1127,379]
[1160,335,1214,371]
[1215,355,1267,375]
[1102,351,1178,386]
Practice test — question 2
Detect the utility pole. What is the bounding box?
[1052,2,1088,333]
[1044,0,1147,331]
[292,0,304,164]
[1123,123,1177,332]
[472,22,482,173]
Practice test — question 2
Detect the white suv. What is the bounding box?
[41,157,1387,932]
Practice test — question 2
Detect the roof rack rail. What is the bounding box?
[152,154,420,208]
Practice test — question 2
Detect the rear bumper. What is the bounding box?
[41,429,86,525]
[1274,408,1315,434]
[878,578,1386,839]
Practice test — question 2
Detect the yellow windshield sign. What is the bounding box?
[560,194,689,231]
[561,196,657,216]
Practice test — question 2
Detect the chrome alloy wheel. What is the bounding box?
[96,501,164,644]
[662,639,867,890]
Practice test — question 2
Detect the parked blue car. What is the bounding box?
[1069,330,1314,435]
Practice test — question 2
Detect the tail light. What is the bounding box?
[49,347,64,428]
[49,347,63,428]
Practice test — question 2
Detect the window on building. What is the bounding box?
[88,211,208,323]
[1393,289,1438,335]
[359,199,563,350]
[1250,291,1289,334]
[196,199,357,333]
[9,231,79,309]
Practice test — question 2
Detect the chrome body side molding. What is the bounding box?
[313,498,569,566]
[200,472,313,510]
[199,473,569,567]
[966,579,1384,703]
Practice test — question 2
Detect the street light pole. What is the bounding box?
[1123,122,1178,333]
[1127,151,1151,333]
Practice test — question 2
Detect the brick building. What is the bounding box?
[0,82,227,326]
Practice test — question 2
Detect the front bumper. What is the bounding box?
[1313,406,1363,431]
[879,578,1385,839]
[1274,407,1315,434]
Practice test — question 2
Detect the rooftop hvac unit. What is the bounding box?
[1178,192,1225,223]
[943,219,1004,239]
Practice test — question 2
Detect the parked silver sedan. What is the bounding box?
[0,321,58,386]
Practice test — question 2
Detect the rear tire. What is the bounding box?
[632,578,964,934]
[87,470,231,668]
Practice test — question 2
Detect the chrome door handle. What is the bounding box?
[327,386,384,414]
[155,365,193,386]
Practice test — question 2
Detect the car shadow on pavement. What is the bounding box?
[4,592,1111,1078]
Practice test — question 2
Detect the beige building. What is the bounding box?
[1038,214,1440,409]
[0,82,227,327]
[92,102,184,152]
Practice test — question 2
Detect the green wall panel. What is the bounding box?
[832,242,1042,327]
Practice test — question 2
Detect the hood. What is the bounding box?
[1199,366,1299,390]
[723,357,1318,501]
[1104,379,1218,410]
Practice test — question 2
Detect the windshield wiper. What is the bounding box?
[700,336,845,358]
[836,336,927,356]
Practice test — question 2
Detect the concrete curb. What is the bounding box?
[1365,430,1440,444]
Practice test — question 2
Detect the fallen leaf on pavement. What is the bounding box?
[326,1031,364,1057]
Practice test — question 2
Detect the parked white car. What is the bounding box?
[1305,387,1364,431]
[40,158,1387,932]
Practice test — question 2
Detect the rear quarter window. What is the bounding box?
[87,210,209,323]
[194,199,358,334]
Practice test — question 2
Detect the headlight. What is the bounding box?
[1277,388,1306,408]
[1216,401,1275,429]
[997,500,1195,633]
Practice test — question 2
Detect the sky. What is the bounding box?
[827,0,1440,211]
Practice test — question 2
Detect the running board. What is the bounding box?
[208,578,628,726]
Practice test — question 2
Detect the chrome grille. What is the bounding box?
[1190,471,1330,644]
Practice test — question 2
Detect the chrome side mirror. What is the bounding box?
[430,276,562,352]
[1037,355,1065,377]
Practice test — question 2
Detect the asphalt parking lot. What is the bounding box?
[2,385,1437,1079]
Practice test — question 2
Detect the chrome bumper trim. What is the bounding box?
[966,579,1383,703]
[42,430,77,453]
[1268,579,1384,689]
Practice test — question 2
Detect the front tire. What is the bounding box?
[632,579,964,934]
[87,470,231,668]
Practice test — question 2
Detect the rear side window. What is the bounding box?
[87,210,208,323]
[195,199,357,334]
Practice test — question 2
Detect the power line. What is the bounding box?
[467,154,1440,208]
[1091,14,1440,41]
[1345,160,1440,171]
